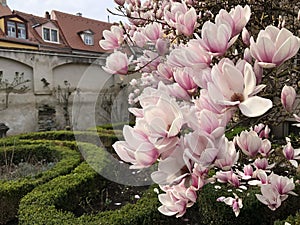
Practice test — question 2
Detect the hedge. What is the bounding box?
[274,211,300,225]
[0,141,81,224]
[16,130,121,152]
[196,181,300,225]
[18,142,199,225]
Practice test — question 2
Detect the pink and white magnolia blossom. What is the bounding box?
[207,62,272,117]
[256,174,297,210]
[135,89,184,138]
[112,125,158,169]
[158,176,198,217]
[242,28,251,46]
[214,138,239,170]
[236,130,262,157]
[253,123,271,139]
[215,170,240,187]
[173,67,198,94]
[99,25,124,50]
[217,193,243,217]
[143,22,163,43]
[198,21,234,56]
[103,51,132,75]
[164,2,197,36]
[283,137,300,167]
[216,5,251,37]
[250,26,300,68]
[259,139,273,157]
[281,85,296,112]
[254,158,275,171]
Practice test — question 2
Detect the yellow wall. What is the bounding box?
[0,18,4,31]
[0,41,38,50]
[9,17,23,23]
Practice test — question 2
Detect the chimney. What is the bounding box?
[0,0,7,6]
[76,12,82,17]
[45,11,50,19]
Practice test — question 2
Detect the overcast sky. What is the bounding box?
[8,0,124,22]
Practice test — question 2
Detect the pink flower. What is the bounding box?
[254,158,273,170]
[137,89,184,138]
[114,0,125,6]
[216,5,251,37]
[100,25,124,50]
[236,130,262,157]
[269,173,297,196]
[143,22,163,43]
[215,139,239,170]
[283,137,300,167]
[259,139,273,157]
[250,26,300,68]
[255,185,284,210]
[253,123,270,139]
[281,85,296,112]
[215,170,240,187]
[207,62,272,117]
[158,178,198,217]
[164,2,197,36]
[198,21,233,56]
[103,51,132,75]
[112,125,159,169]
[217,193,243,217]
[173,67,198,93]
[242,28,251,46]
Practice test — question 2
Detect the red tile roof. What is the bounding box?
[51,10,112,53]
[0,3,11,16]
[12,10,71,52]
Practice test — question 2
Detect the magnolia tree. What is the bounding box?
[100,0,300,218]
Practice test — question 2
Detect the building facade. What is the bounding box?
[0,0,130,134]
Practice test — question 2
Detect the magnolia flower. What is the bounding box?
[215,170,240,187]
[215,5,251,37]
[143,22,163,43]
[114,0,125,6]
[207,62,272,117]
[198,21,234,56]
[236,130,262,157]
[217,193,243,217]
[99,25,124,50]
[256,174,297,210]
[173,67,198,93]
[158,178,198,217]
[256,185,284,210]
[281,85,296,112]
[102,51,132,75]
[164,2,197,36]
[112,125,159,169]
[215,139,239,170]
[242,28,251,46]
[283,137,300,167]
[136,89,184,138]
[250,25,300,68]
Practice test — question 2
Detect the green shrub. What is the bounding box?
[18,142,198,225]
[274,211,300,225]
[197,182,300,225]
[0,142,81,224]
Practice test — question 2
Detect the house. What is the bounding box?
[0,0,130,134]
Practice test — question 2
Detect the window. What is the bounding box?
[17,23,26,39]
[43,27,59,43]
[7,21,16,38]
[6,20,27,39]
[84,34,94,45]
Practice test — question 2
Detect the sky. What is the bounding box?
[8,0,124,22]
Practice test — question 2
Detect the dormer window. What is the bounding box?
[79,30,94,46]
[6,20,27,39]
[43,27,59,43]
[84,33,93,45]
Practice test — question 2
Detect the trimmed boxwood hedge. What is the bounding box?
[274,211,300,225]
[196,181,300,225]
[0,141,81,224]
[16,130,121,152]
[18,142,199,225]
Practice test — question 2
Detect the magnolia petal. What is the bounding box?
[239,96,272,117]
